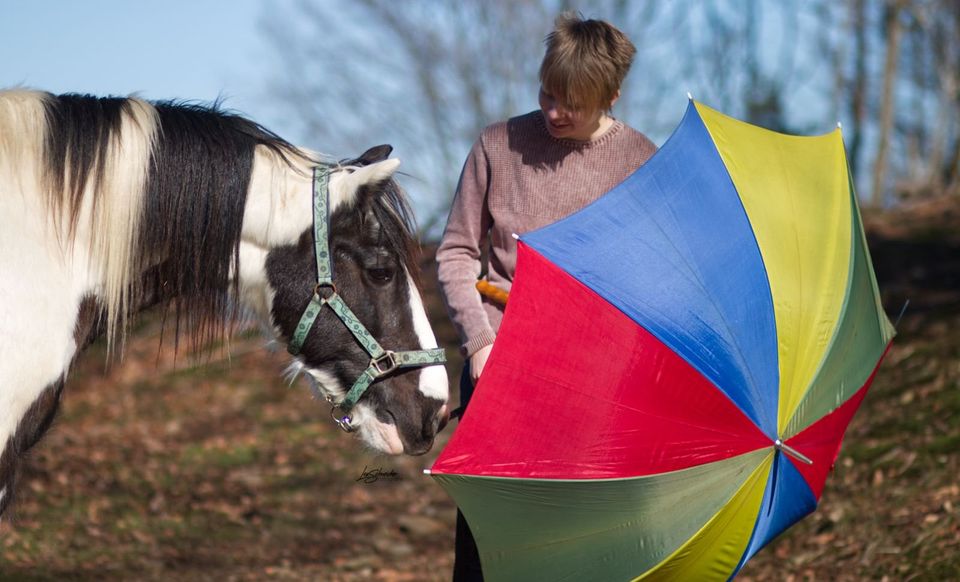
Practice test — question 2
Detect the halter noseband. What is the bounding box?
[287,166,446,432]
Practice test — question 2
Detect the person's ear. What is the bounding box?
[609,90,621,111]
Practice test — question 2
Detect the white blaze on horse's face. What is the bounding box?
[348,269,447,456]
[405,271,448,402]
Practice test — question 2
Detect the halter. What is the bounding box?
[287,166,446,432]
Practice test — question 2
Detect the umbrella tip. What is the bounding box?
[512,232,520,240]
[423,469,432,475]
[895,298,911,328]
[687,92,693,101]
[837,121,843,130]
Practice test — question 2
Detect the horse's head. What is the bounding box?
[243,145,449,455]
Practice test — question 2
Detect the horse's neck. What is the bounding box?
[235,241,274,327]
[241,148,316,249]
[240,148,383,250]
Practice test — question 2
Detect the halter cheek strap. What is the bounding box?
[287,166,446,428]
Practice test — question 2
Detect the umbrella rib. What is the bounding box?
[783,139,806,430]
[782,184,872,438]
[517,366,771,445]
[630,199,775,435]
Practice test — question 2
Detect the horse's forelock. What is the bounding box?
[364,177,421,288]
[328,162,420,286]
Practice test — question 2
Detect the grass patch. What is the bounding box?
[181,443,260,469]
[925,432,960,456]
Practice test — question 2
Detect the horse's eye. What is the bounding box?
[367,267,395,283]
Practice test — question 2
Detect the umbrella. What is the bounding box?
[428,100,896,581]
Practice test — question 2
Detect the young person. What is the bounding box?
[436,12,657,580]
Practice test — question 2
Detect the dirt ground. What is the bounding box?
[1,197,958,581]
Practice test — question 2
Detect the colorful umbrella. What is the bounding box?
[429,100,896,581]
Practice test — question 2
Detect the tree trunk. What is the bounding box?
[849,0,868,181]
[872,0,905,207]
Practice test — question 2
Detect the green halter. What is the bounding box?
[287,166,446,431]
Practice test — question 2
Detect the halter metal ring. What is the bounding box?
[330,404,355,432]
[314,281,337,299]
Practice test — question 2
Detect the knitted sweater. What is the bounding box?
[436,110,657,356]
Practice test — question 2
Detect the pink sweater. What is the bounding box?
[436,110,657,356]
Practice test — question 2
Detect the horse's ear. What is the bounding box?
[348,144,393,167]
[335,159,401,206]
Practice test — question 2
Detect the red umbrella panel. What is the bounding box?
[429,100,895,581]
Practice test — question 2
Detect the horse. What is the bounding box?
[0,89,450,518]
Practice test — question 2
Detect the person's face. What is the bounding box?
[538,87,609,141]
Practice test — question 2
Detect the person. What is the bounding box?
[436,12,657,581]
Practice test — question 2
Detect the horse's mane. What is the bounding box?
[0,90,424,356]
[0,90,309,354]
[141,98,308,354]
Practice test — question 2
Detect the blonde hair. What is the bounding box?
[538,12,636,112]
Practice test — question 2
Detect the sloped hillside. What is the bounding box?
[0,198,957,581]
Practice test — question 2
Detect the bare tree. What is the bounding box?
[261,1,696,236]
[864,0,960,203]
[849,0,869,180]
[261,0,959,228]
[262,0,557,236]
[926,0,960,196]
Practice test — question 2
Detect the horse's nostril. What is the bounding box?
[406,443,432,456]
[421,405,448,442]
[436,405,450,433]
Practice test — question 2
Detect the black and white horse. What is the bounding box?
[0,90,449,517]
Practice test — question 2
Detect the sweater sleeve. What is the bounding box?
[436,136,497,356]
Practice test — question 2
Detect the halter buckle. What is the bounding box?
[371,351,398,376]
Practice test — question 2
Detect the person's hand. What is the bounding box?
[469,344,493,385]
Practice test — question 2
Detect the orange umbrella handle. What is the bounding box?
[476,280,509,306]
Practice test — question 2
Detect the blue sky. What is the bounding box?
[1,2,864,217]
[0,1,291,134]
